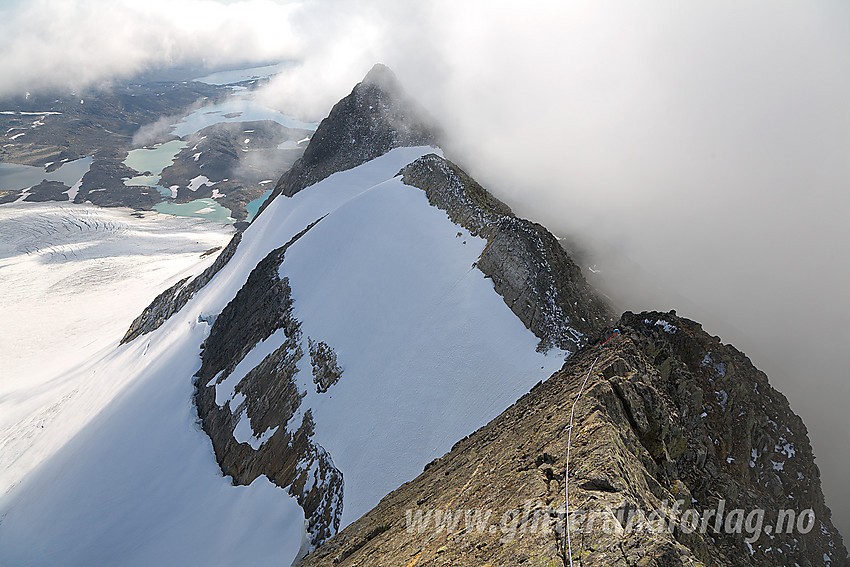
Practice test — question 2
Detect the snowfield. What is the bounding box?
[0,204,233,491]
[0,148,565,565]
[0,205,301,566]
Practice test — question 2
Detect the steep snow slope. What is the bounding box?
[0,147,566,565]
[276,171,566,527]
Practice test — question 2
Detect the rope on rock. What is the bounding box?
[564,329,619,566]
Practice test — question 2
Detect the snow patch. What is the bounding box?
[214,327,289,407]
[188,175,214,192]
[233,410,279,450]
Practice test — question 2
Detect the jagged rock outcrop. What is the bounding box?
[194,219,345,548]
[121,232,242,344]
[254,64,439,219]
[308,338,343,394]
[298,312,847,567]
[400,154,613,352]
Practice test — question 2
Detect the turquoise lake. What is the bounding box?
[154,198,233,223]
[123,140,187,196]
[245,189,273,222]
[170,99,317,138]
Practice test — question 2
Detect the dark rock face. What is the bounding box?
[298,312,847,567]
[400,154,614,352]
[308,338,343,394]
[194,220,344,549]
[23,180,70,202]
[121,232,242,344]
[255,64,439,218]
[615,312,846,565]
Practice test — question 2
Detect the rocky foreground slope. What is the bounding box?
[300,312,847,566]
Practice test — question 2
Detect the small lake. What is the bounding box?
[246,189,273,222]
[193,62,291,86]
[171,99,317,138]
[123,140,187,196]
[154,198,233,223]
[0,157,92,192]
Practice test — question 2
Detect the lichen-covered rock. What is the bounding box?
[297,312,847,567]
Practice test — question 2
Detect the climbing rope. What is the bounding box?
[564,330,619,566]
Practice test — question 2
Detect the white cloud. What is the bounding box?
[0,0,304,95]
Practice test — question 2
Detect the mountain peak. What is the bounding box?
[255,64,439,215]
[360,63,399,90]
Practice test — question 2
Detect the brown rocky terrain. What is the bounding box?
[299,312,847,567]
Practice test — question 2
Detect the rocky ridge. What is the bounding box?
[182,87,611,552]
[148,65,609,554]
[400,154,613,352]
[299,311,847,567]
[254,64,440,218]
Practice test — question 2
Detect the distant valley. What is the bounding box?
[0,63,314,225]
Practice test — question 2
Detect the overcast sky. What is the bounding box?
[1,0,849,539]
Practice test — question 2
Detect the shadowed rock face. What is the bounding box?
[298,312,847,567]
[194,219,344,549]
[400,154,614,352]
[255,64,440,219]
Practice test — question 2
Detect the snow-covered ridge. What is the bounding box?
[0,146,561,566]
[400,154,613,352]
[191,146,570,555]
